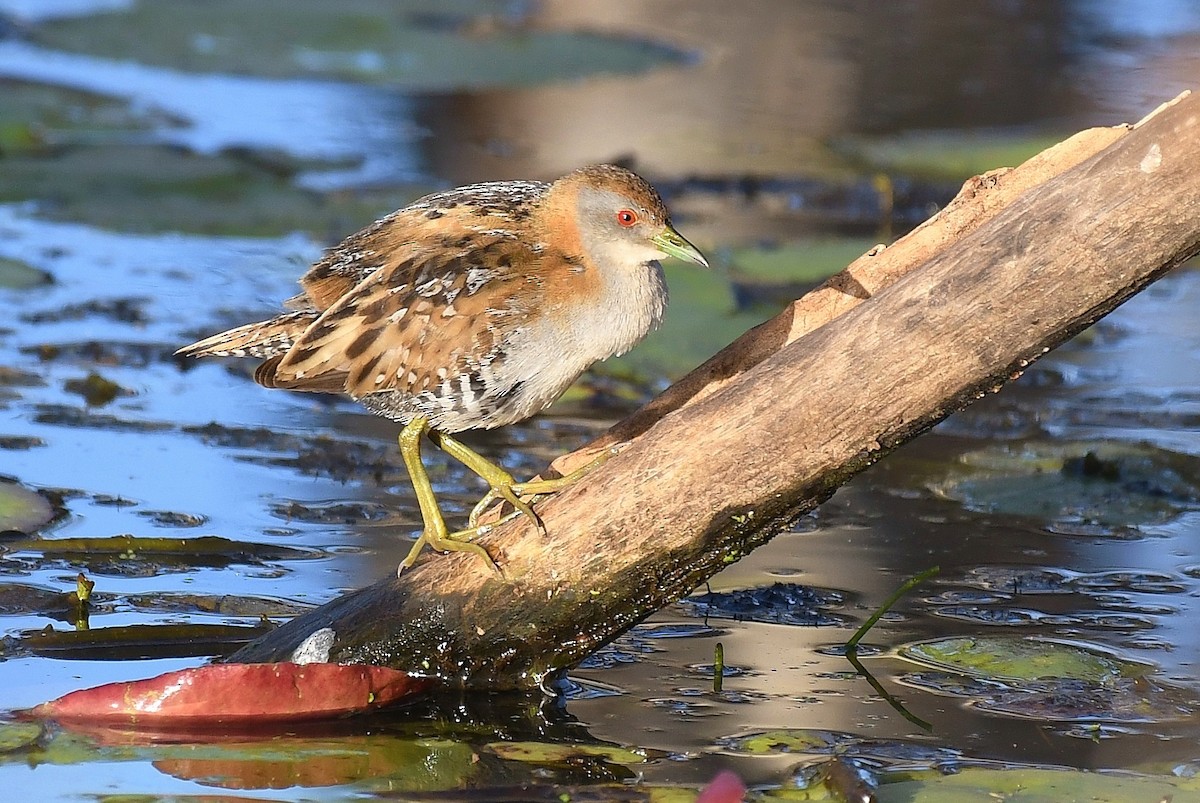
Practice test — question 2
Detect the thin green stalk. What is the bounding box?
[846,566,940,652]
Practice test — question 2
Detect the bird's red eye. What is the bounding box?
[616,209,638,227]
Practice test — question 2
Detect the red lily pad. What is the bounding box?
[31,662,432,726]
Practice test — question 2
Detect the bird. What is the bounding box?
[177,164,708,576]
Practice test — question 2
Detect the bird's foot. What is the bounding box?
[466,445,620,529]
[397,524,502,578]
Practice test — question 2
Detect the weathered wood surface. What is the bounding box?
[229,92,1200,688]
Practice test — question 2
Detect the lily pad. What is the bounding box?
[901,669,1195,724]
[0,480,54,533]
[31,662,433,725]
[933,441,1200,531]
[0,257,53,290]
[22,622,278,660]
[0,141,420,236]
[834,129,1067,181]
[485,740,649,766]
[876,766,1200,802]
[149,734,475,791]
[733,238,878,281]
[0,721,42,754]
[0,77,172,155]
[62,371,133,406]
[11,533,317,560]
[0,582,77,616]
[35,0,688,91]
[121,591,310,619]
[899,636,1150,683]
[716,729,833,755]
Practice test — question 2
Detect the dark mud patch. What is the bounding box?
[679,583,851,628]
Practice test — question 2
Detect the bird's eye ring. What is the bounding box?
[616,209,638,227]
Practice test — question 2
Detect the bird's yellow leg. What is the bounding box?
[428,430,546,536]
[430,433,617,529]
[397,416,500,577]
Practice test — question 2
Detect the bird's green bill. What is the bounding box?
[653,226,709,268]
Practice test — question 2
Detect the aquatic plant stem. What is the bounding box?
[846,566,940,653]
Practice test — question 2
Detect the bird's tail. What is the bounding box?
[175,311,318,359]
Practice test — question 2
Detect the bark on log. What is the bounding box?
[229,92,1200,689]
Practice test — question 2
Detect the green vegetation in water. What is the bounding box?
[7,534,321,578]
[0,730,481,793]
[62,372,132,407]
[720,240,883,296]
[900,636,1149,683]
[833,129,1068,181]
[0,78,429,235]
[484,741,649,767]
[0,481,54,533]
[720,729,832,755]
[34,0,688,91]
[0,257,53,290]
[0,77,175,156]
[715,733,1200,800]
[846,566,939,652]
[934,440,1200,531]
[874,766,1200,803]
[0,139,426,236]
[22,621,276,660]
[0,721,42,754]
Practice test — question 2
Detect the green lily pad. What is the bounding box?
[121,591,310,619]
[730,238,879,285]
[7,532,324,564]
[35,0,686,91]
[22,622,277,660]
[0,78,172,156]
[0,582,78,616]
[902,668,1193,723]
[485,740,649,766]
[0,257,53,290]
[15,731,478,792]
[933,441,1200,531]
[62,372,133,407]
[717,729,833,755]
[0,141,422,236]
[723,238,879,311]
[0,76,424,235]
[834,129,1067,181]
[900,636,1150,683]
[0,721,42,754]
[875,766,1200,803]
[0,481,55,533]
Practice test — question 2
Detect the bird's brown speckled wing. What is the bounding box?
[180,179,554,400]
[291,179,549,313]
[264,228,543,400]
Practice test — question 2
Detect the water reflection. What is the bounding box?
[418,0,1200,184]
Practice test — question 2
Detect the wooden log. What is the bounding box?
[229,92,1200,689]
